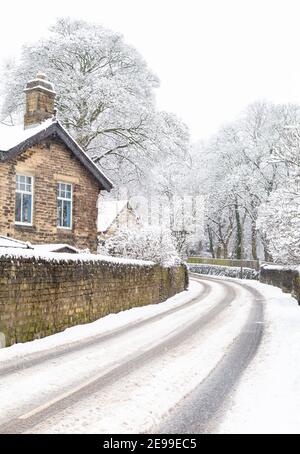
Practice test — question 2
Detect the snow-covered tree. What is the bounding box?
[257,176,300,264]
[1,18,190,184]
[195,101,300,261]
[99,226,181,266]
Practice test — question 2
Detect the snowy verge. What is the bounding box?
[260,263,300,303]
[216,280,300,434]
[0,281,202,364]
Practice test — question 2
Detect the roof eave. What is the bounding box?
[0,122,113,192]
[55,124,113,191]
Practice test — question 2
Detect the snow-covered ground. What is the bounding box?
[24,279,251,434]
[216,279,300,434]
[0,278,249,433]
[0,276,299,434]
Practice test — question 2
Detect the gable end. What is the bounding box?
[0,122,113,191]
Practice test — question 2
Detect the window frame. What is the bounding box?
[57,181,73,230]
[15,174,34,226]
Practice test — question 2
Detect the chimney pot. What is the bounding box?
[36,71,47,80]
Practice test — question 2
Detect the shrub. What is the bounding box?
[99,226,181,266]
[188,263,259,280]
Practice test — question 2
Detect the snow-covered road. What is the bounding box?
[0,274,299,434]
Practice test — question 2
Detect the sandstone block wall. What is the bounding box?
[0,139,101,252]
[0,255,188,347]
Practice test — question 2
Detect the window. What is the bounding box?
[57,182,72,229]
[15,175,33,225]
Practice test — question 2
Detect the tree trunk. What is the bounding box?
[234,201,243,259]
[216,244,222,258]
[207,226,215,258]
[251,218,258,260]
[263,243,273,262]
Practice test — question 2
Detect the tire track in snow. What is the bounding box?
[155,275,265,434]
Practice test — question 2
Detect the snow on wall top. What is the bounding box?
[98,199,129,232]
[0,246,154,267]
[261,264,300,272]
[0,119,54,152]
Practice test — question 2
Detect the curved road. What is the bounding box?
[154,274,265,433]
[0,274,265,434]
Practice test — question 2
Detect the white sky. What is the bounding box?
[1,0,300,141]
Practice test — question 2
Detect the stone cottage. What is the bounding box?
[0,73,113,251]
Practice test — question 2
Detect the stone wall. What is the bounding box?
[0,253,188,347]
[260,265,300,304]
[0,139,101,252]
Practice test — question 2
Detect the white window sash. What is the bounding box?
[57,182,73,229]
[15,175,33,226]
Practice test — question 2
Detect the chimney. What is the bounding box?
[24,72,56,129]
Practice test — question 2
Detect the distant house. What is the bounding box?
[0,72,113,252]
[98,199,140,239]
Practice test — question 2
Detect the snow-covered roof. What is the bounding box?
[32,244,81,254]
[98,199,129,232]
[0,236,81,253]
[0,235,32,249]
[0,119,53,152]
[0,119,113,191]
